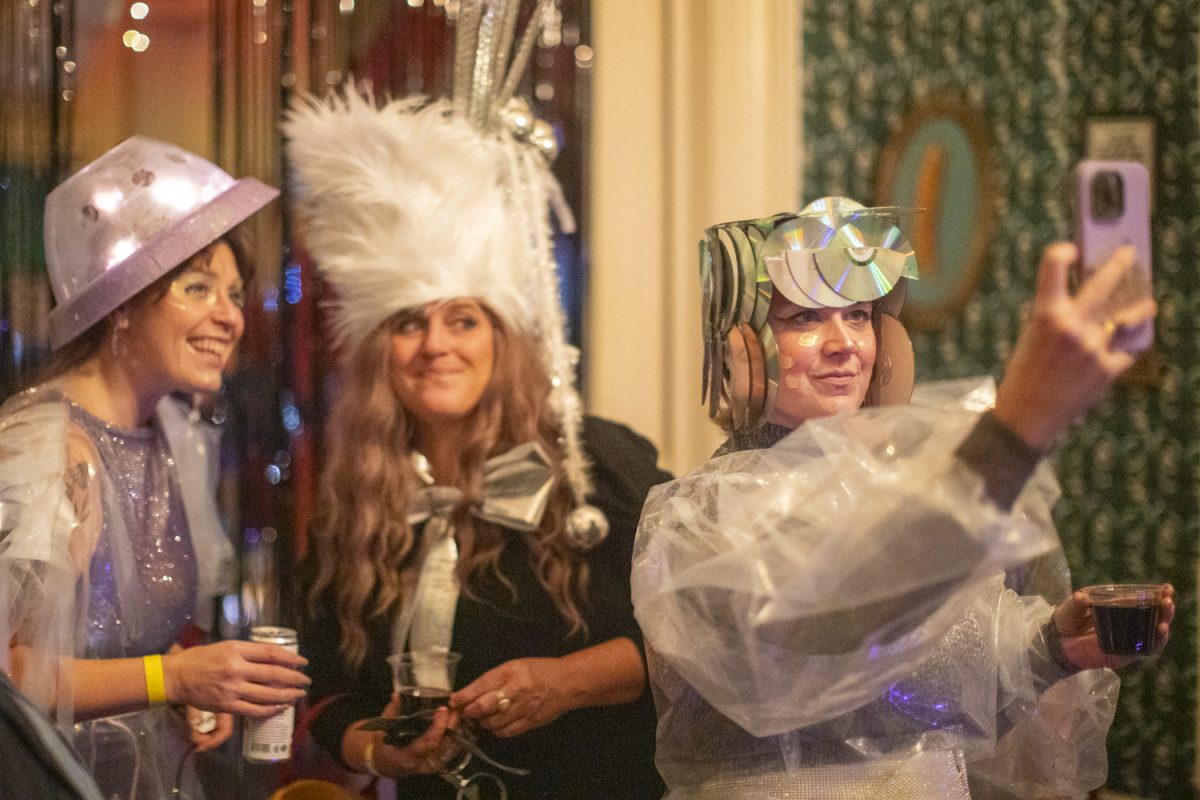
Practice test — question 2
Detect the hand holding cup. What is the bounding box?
[1053,583,1175,670]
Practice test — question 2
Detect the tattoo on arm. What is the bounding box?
[65,460,94,527]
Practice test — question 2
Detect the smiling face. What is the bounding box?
[120,240,246,398]
[388,298,496,436]
[766,292,876,429]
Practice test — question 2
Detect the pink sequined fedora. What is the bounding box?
[44,136,279,349]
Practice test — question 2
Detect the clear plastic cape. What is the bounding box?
[631,378,1118,798]
[0,386,234,799]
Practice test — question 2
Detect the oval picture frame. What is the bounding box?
[874,95,995,331]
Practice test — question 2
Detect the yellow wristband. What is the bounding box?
[362,737,385,779]
[143,654,167,706]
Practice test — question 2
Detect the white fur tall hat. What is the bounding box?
[284,91,531,349]
[283,0,607,550]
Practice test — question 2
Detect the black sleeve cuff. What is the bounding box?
[1026,619,1081,694]
[954,411,1044,511]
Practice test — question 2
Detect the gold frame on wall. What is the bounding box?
[873,94,995,332]
[1085,114,1157,210]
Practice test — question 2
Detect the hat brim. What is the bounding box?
[48,177,279,349]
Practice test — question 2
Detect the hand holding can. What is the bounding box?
[243,626,301,762]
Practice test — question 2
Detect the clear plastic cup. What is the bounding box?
[1084,584,1164,656]
[387,650,461,715]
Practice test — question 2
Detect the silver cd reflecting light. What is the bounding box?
[739,322,767,426]
[812,214,915,302]
[700,239,714,405]
[746,224,772,331]
[727,225,758,324]
[761,216,854,309]
[724,324,751,429]
[716,227,742,331]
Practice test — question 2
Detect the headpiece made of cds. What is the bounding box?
[284,0,607,550]
[701,197,920,432]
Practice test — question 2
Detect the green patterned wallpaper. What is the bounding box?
[803,1,1198,797]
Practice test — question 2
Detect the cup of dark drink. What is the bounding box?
[388,649,461,715]
[1084,584,1164,656]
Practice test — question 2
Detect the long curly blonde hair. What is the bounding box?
[307,310,586,668]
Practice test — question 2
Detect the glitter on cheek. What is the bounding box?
[796,333,819,348]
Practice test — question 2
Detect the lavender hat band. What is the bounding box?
[47,178,277,349]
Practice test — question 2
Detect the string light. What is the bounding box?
[130,2,149,20]
[123,29,150,52]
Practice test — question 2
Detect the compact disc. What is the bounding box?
[700,238,714,405]
[813,213,915,302]
[762,217,854,308]
[708,329,723,420]
[716,228,740,331]
[865,313,914,406]
[725,225,758,324]
[745,224,772,331]
[724,324,751,428]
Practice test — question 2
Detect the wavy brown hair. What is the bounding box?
[30,229,254,388]
[307,308,586,668]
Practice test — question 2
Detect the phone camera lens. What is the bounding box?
[1091,170,1125,221]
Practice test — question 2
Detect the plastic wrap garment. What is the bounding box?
[631,379,1119,799]
[0,386,234,800]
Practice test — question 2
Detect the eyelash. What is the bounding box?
[397,315,480,334]
[779,308,872,325]
[182,278,245,309]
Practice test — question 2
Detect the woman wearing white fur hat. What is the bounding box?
[287,2,666,798]
[0,137,310,800]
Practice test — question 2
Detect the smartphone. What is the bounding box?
[1073,160,1153,353]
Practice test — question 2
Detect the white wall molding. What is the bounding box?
[589,0,800,474]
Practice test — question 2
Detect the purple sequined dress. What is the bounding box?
[68,402,201,800]
[72,402,198,658]
[0,387,219,800]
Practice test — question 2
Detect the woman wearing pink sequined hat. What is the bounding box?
[0,137,309,800]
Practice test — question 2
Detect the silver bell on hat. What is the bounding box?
[564,503,609,551]
[43,135,278,350]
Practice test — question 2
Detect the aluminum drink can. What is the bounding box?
[243,626,298,762]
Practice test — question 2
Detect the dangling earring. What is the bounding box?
[110,315,130,356]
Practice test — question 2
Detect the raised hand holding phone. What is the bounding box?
[1074,160,1153,353]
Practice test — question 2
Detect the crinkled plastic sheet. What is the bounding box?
[158,395,236,631]
[0,395,82,721]
[0,387,229,799]
[632,379,1117,798]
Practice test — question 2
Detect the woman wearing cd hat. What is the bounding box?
[0,137,309,799]
[632,198,1175,799]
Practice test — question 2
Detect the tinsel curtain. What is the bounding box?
[0,0,74,398]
